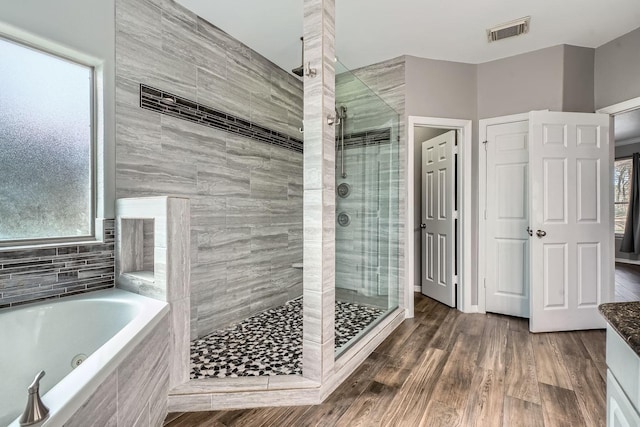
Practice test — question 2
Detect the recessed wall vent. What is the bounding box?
[487,17,530,42]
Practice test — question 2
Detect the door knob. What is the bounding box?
[420,223,426,229]
[526,227,533,237]
[536,230,547,238]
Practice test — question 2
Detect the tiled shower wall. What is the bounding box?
[0,220,115,308]
[115,0,303,338]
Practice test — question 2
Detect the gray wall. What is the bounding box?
[404,55,479,304]
[477,45,565,119]
[477,43,596,117]
[595,27,640,109]
[0,0,116,219]
[405,55,477,119]
[396,45,601,306]
[563,45,595,113]
[115,0,303,338]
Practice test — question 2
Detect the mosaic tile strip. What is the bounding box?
[140,84,304,153]
[0,220,115,308]
[341,128,392,149]
[190,298,385,379]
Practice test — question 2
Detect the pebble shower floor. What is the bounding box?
[190,298,386,379]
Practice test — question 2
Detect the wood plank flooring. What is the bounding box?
[615,262,640,301]
[165,294,606,427]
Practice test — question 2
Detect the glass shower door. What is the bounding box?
[334,59,400,355]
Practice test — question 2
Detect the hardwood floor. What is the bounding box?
[166,294,606,427]
[615,262,640,301]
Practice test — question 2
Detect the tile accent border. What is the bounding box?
[139,84,304,153]
[0,219,115,308]
[342,128,392,149]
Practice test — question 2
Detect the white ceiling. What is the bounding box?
[176,0,640,72]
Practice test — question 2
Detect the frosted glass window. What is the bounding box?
[0,37,93,242]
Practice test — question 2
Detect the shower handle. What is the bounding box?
[338,106,347,178]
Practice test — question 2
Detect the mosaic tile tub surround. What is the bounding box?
[190,298,386,379]
[0,219,115,308]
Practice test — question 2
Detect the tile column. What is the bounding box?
[116,196,190,389]
[302,0,336,383]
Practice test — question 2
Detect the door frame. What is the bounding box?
[597,95,640,292]
[407,116,473,314]
[478,112,530,314]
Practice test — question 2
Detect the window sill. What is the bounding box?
[0,237,103,252]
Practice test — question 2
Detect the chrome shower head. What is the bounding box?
[292,65,304,77]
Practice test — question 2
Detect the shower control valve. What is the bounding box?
[305,62,317,78]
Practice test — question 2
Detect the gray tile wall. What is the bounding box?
[65,312,170,426]
[0,220,115,308]
[115,0,303,338]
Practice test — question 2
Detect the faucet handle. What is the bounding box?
[28,370,45,394]
[20,370,49,426]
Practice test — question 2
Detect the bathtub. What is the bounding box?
[0,289,169,426]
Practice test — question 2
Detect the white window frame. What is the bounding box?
[0,30,106,249]
[614,157,632,237]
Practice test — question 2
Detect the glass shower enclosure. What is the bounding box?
[334,59,400,355]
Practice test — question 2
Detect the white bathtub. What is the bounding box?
[0,289,169,426]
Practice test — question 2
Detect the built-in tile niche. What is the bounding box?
[119,218,155,285]
[116,196,191,388]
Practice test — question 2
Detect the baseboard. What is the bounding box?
[414,285,421,292]
[462,304,480,314]
[615,258,640,266]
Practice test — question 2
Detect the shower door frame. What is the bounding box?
[406,116,474,315]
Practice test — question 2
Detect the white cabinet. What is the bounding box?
[608,371,640,427]
[607,324,640,426]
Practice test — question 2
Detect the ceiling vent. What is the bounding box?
[487,17,530,42]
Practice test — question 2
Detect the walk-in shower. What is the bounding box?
[334,59,400,356]
[187,58,400,379]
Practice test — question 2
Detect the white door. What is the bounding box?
[484,120,530,318]
[529,111,610,332]
[421,130,456,307]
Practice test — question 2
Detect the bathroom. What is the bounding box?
[2,0,640,425]
[0,0,404,424]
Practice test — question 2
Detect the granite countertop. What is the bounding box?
[599,301,640,356]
